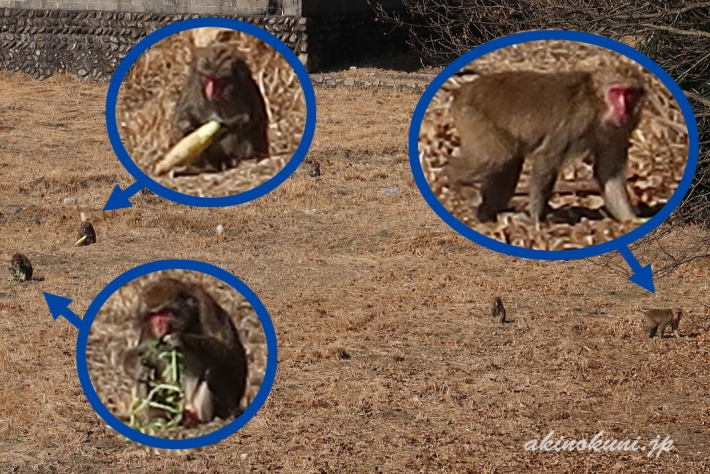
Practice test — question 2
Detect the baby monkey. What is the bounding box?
[644,309,682,339]
[491,296,506,323]
[308,160,321,177]
[122,278,248,426]
[8,253,32,282]
[171,43,270,175]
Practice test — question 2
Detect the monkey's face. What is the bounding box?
[141,280,202,339]
[196,49,250,98]
[604,82,644,127]
[673,311,681,321]
[194,46,256,124]
[143,310,173,339]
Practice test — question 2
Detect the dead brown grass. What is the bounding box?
[117,28,306,197]
[0,70,708,473]
[420,40,689,250]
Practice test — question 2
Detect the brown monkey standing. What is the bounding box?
[644,309,682,339]
[447,69,645,225]
[491,296,506,323]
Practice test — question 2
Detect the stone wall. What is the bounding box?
[0,0,404,17]
[0,6,408,78]
[0,0,290,15]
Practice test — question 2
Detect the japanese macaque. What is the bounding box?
[491,296,506,323]
[172,43,269,175]
[644,309,682,339]
[122,278,248,426]
[8,253,32,282]
[308,160,321,177]
[75,212,96,246]
[446,70,645,224]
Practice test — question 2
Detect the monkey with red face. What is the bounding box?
[122,278,248,427]
[171,44,269,175]
[645,309,682,339]
[491,296,506,323]
[9,253,32,282]
[446,69,646,225]
[308,160,321,177]
[75,212,96,246]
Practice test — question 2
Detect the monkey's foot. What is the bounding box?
[181,409,201,428]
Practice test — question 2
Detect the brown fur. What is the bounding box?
[9,253,32,282]
[644,309,682,339]
[491,296,506,323]
[447,70,645,224]
[122,278,248,424]
[172,44,269,175]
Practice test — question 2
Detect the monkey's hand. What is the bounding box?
[162,333,183,349]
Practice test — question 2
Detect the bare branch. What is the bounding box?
[639,23,710,38]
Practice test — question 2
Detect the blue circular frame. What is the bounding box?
[106,18,317,207]
[409,30,699,261]
[76,260,278,450]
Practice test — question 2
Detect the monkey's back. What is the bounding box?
[452,71,601,144]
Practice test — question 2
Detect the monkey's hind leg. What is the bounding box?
[478,156,524,222]
[183,373,213,425]
[451,112,523,222]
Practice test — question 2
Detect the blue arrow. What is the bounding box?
[44,293,84,330]
[618,246,655,293]
[103,182,143,211]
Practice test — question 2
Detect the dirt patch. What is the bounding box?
[0,70,707,472]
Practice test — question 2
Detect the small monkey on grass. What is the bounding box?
[171,43,270,175]
[76,212,96,246]
[447,69,645,225]
[644,309,682,339]
[491,296,506,323]
[8,253,32,282]
[122,278,248,427]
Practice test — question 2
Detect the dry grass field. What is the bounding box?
[0,68,709,473]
